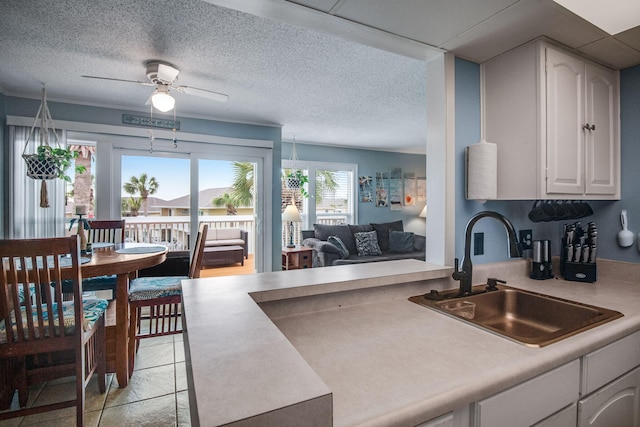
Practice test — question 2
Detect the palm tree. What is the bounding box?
[315,170,339,204]
[123,173,159,216]
[211,162,255,215]
[126,197,142,217]
[224,162,254,206]
[212,192,238,215]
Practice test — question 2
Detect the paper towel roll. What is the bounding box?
[466,140,497,203]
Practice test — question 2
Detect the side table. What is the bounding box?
[282,246,313,270]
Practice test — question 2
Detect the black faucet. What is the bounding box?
[452,211,522,296]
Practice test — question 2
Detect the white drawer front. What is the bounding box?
[582,330,640,395]
[476,359,580,427]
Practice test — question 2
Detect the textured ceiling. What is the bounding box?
[0,0,427,153]
[2,0,639,155]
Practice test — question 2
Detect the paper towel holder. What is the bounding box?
[465,139,498,204]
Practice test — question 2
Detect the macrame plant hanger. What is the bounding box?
[286,136,300,189]
[22,87,63,208]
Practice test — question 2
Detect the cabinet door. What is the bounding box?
[545,47,585,195]
[584,63,619,195]
[578,366,640,427]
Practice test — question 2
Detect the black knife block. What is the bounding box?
[561,261,597,283]
[560,241,597,283]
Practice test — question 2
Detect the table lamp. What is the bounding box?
[282,201,302,248]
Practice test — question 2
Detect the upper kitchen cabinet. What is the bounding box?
[481,39,620,200]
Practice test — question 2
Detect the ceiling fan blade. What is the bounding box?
[174,85,229,102]
[157,64,180,83]
[81,75,155,86]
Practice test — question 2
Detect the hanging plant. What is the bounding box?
[285,169,309,198]
[21,87,86,207]
[23,145,85,182]
[285,136,309,198]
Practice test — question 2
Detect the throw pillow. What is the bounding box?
[314,224,356,254]
[328,236,350,258]
[354,231,382,256]
[389,231,415,253]
[372,220,404,251]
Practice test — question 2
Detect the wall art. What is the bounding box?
[359,175,374,203]
[375,172,389,207]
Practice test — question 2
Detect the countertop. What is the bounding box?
[181,258,640,427]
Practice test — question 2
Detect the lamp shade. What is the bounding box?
[282,202,301,222]
[151,86,175,112]
[419,205,427,218]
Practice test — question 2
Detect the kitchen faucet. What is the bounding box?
[452,211,522,296]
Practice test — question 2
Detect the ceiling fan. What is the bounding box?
[82,60,229,112]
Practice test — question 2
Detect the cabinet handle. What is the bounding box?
[583,123,596,131]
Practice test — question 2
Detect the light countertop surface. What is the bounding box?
[181,258,640,427]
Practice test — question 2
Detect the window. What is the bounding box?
[281,160,357,244]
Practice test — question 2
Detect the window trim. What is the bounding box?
[282,159,358,228]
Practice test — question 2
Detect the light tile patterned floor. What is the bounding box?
[0,335,189,426]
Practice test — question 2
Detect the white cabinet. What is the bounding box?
[475,359,580,427]
[577,331,640,427]
[482,39,620,200]
[578,366,640,427]
[581,330,640,395]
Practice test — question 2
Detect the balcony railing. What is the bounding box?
[123,215,256,252]
[72,213,351,252]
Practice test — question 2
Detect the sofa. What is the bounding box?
[202,228,248,267]
[302,221,425,267]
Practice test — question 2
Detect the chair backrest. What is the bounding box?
[87,220,126,244]
[189,223,208,279]
[0,236,82,356]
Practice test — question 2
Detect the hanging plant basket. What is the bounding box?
[22,153,59,180]
[286,177,301,189]
[20,88,85,208]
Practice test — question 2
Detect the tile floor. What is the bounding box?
[0,334,190,426]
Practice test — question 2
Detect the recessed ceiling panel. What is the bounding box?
[578,37,640,70]
[615,26,640,52]
[442,0,608,64]
[332,0,519,46]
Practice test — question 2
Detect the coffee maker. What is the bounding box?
[530,240,554,280]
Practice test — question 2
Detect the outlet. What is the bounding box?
[474,232,484,256]
[519,229,533,250]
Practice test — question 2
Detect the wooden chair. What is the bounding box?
[63,219,126,299]
[128,223,208,374]
[87,219,126,246]
[0,235,107,425]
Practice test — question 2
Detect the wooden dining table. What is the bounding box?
[76,242,167,388]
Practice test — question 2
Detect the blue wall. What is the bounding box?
[281,142,427,233]
[455,59,640,265]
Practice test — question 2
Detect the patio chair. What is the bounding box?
[127,223,207,374]
[63,219,126,299]
[0,235,107,425]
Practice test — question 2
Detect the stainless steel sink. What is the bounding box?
[409,285,623,347]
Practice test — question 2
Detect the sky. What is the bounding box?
[121,156,235,200]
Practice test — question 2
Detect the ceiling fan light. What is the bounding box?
[151,87,175,112]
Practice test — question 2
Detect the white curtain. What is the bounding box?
[9,126,68,238]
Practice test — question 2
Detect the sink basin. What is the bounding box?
[409,285,623,347]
